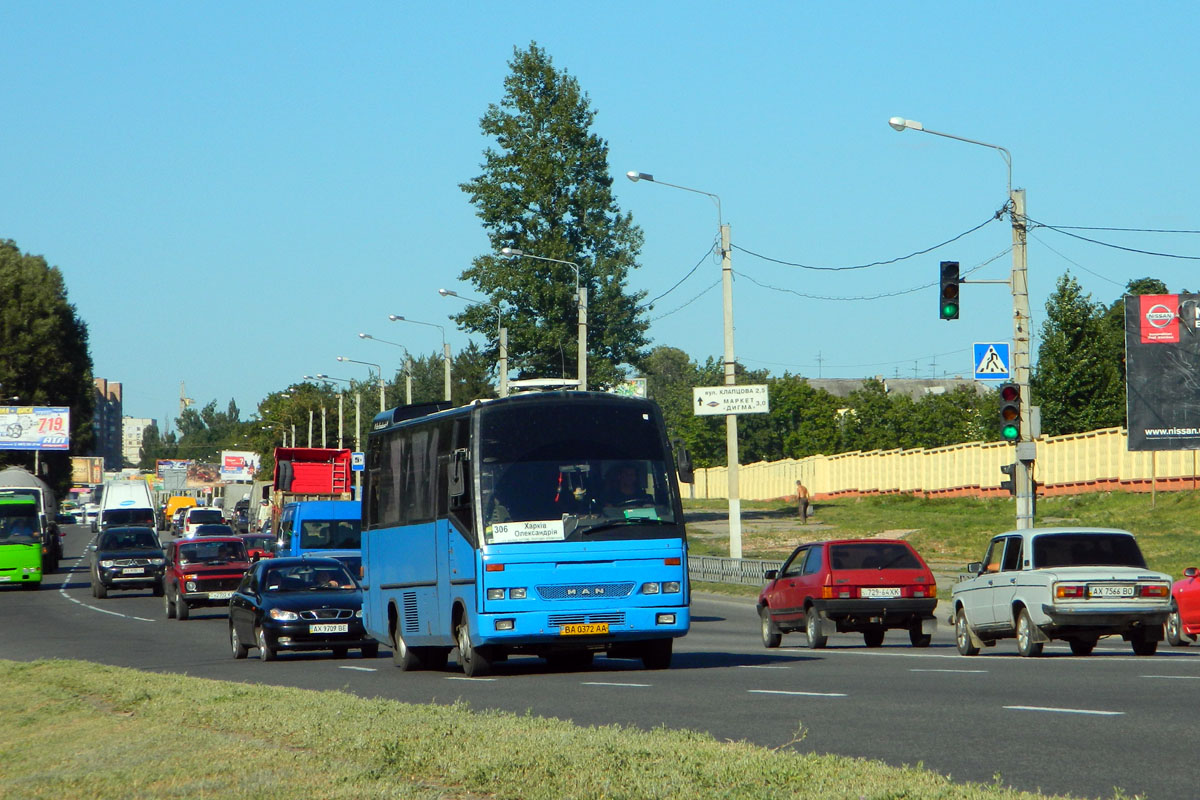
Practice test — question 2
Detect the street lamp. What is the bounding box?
[500,247,587,391]
[626,169,743,558]
[358,333,413,405]
[337,356,386,412]
[439,288,508,398]
[889,115,1032,529]
[389,315,452,402]
[301,375,331,447]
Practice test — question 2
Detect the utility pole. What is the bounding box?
[1010,188,1035,529]
[720,222,743,559]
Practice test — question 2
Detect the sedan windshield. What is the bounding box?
[1032,533,1147,569]
[262,564,356,592]
[179,541,247,564]
[99,531,160,550]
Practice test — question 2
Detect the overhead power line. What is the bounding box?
[644,239,719,308]
[732,207,1006,271]
[1027,215,1200,260]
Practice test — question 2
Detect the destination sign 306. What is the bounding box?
[692,384,770,416]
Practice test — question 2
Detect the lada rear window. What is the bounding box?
[829,542,921,570]
[1032,533,1147,569]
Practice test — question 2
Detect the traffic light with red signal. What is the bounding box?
[939,261,960,320]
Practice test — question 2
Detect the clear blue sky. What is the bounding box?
[4,3,1198,425]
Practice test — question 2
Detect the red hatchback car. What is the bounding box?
[1166,566,1200,646]
[758,538,939,648]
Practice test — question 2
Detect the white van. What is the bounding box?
[98,480,157,532]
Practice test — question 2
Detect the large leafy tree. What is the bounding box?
[0,239,95,493]
[1033,273,1127,436]
[459,43,650,389]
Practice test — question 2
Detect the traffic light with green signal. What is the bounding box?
[999,382,1021,441]
[939,261,960,320]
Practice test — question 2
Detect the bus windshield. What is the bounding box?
[479,402,680,544]
[0,500,40,545]
[299,519,362,550]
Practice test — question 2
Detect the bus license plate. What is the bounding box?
[310,623,348,634]
[560,623,609,636]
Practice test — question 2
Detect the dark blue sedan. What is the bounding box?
[228,556,379,661]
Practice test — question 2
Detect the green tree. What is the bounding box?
[458,43,649,389]
[768,377,841,459]
[1034,273,1126,436]
[137,422,179,471]
[0,240,95,494]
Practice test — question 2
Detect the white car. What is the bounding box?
[951,527,1171,657]
[84,503,100,532]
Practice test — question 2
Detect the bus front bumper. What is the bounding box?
[473,605,690,648]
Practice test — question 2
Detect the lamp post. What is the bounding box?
[500,247,587,391]
[302,375,331,447]
[358,333,413,405]
[389,315,452,402]
[337,356,386,414]
[888,116,1033,529]
[440,288,508,398]
[626,170,743,558]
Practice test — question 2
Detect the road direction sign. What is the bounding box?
[692,384,770,416]
[973,342,1011,381]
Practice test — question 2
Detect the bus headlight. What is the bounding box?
[641,582,661,595]
[487,588,505,600]
[656,613,676,625]
[495,618,515,631]
[509,587,527,599]
[662,582,680,594]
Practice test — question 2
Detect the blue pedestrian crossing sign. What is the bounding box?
[973,342,1011,380]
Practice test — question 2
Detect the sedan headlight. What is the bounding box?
[99,560,115,568]
[149,558,165,566]
[269,608,300,621]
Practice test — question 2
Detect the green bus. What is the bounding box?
[0,492,43,589]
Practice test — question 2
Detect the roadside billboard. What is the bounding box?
[71,456,105,486]
[220,450,260,482]
[1125,293,1200,450]
[0,406,70,450]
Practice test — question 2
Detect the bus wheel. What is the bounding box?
[641,639,673,670]
[456,620,491,678]
[392,630,424,671]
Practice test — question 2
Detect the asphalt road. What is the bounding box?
[3,523,1198,799]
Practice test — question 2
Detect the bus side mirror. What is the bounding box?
[449,448,469,497]
[672,439,694,485]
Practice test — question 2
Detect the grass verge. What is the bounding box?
[0,658,1104,800]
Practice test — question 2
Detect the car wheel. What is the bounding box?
[152,580,164,598]
[95,580,107,600]
[176,593,190,621]
[908,623,932,648]
[230,624,249,659]
[760,607,782,648]
[361,642,380,659]
[164,589,176,619]
[641,639,673,670]
[955,608,980,656]
[455,619,491,677]
[1130,629,1159,656]
[1068,638,1096,656]
[805,606,828,649]
[1166,605,1190,647]
[257,627,276,661]
[1016,608,1044,657]
[863,628,885,648]
[392,629,424,671]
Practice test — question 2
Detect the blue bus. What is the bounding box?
[361,392,691,676]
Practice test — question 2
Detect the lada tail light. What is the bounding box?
[1139,584,1169,598]
[1055,584,1086,599]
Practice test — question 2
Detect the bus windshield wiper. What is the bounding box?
[576,518,674,535]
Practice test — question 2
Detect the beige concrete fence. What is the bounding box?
[687,427,1200,501]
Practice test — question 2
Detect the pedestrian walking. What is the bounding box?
[796,480,809,523]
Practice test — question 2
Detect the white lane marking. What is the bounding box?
[1141,674,1200,680]
[339,666,377,672]
[738,665,791,670]
[445,677,498,682]
[749,689,847,698]
[1004,705,1123,716]
[582,682,650,688]
[910,668,988,673]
